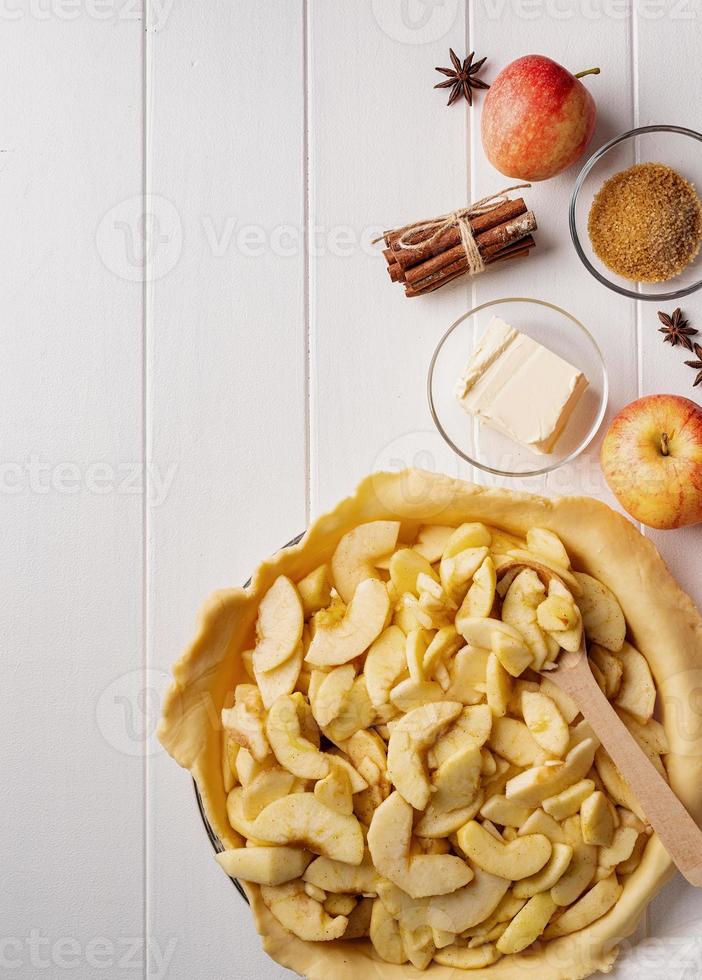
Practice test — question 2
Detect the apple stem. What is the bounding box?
[575,67,601,79]
[660,432,670,456]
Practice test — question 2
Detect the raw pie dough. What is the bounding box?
[158,470,702,980]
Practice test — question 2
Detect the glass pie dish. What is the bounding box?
[427,298,608,478]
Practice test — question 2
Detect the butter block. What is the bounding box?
[455,316,588,454]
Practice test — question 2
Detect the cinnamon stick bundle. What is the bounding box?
[378,189,537,296]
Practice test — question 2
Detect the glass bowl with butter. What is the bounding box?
[428,297,608,478]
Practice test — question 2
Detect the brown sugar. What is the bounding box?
[588,162,702,282]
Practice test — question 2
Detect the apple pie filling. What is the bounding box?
[217,519,665,970]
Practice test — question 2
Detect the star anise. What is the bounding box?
[657,307,698,351]
[434,49,489,107]
[684,342,702,387]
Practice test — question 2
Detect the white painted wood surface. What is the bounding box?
[3,2,702,978]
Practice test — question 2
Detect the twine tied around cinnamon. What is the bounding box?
[374,183,531,277]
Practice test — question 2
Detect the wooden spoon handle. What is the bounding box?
[550,655,702,887]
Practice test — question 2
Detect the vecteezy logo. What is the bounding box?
[96,194,182,282]
[96,668,171,757]
[371,0,458,44]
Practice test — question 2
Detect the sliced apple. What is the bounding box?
[502,569,558,670]
[314,760,353,816]
[521,690,570,758]
[526,527,571,567]
[304,849,379,895]
[323,676,375,743]
[325,750,368,794]
[353,782,389,827]
[617,833,648,876]
[370,898,407,965]
[415,791,484,838]
[505,679,539,718]
[431,743,482,812]
[252,576,304,674]
[457,821,551,880]
[486,652,512,718]
[580,790,615,847]
[590,645,624,700]
[305,578,390,667]
[390,677,444,713]
[386,701,463,809]
[323,894,356,917]
[380,866,510,936]
[297,564,332,617]
[541,579,584,656]
[489,716,547,767]
[227,787,275,842]
[550,815,597,906]
[430,703,493,770]
[455,617,530,673]
[537,593,579,633]
[505,738,597,805]
[339,728,388,782]
[241,766,297,820]
[222,728,237,793]
[422,625,461,677]
[457,556,497,622]
[399,923,435,971]
[440,546,490,605]
[364,626,407,707]
[613,641,656,723]
[331,521,401,603]
[368,791,472,899]
[542,779,595,821]
[389,548,438,597]
[594,747,644,820]
[216,846,310,886]
[512,842,573,899]
[443,522,492,558]
[266,693,329,780]
[413,524,454,563]
[261,880,348,942]
[417,574,456,629]
[599,826,638,869]
[479,794,533,828]
[311,665,355,728]
[221,684,271,762]
[252,792,364,864]
[441,647,484,706]
[393,592,434,634]
[496,892,556,954]
[574,572,626,652]
[518,808,566,844]
[539,676,579,724]
[235,747,273,787]
[254,641,304,710]
[405,628,431,681]
[545,873,622,939]
[431,927,456,950]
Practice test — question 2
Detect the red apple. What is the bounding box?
[600,394,702,529]
[481,55,598,181]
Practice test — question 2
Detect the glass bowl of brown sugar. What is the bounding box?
[570,125,702,301]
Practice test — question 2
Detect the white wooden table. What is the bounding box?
[3,2,702,978]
